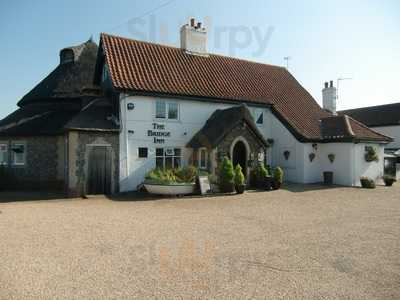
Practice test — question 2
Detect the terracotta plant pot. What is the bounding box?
[235,184,246,194]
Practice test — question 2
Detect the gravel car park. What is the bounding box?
[1,184,399,299]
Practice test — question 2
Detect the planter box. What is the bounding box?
[144,183,196,195]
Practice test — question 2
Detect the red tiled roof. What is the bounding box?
[99,33,391,143]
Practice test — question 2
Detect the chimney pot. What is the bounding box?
[180,19,208,56]
[322,80,337,115]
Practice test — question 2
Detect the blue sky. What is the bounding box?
[0,0,399,119]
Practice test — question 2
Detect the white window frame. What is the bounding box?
[11,141,26,166]
[0,143,8,166]
[198,148,208,169]
[155,147,182,169]
[155,100,179,121]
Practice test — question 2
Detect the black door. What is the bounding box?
[232,141,247,177]
[88,146,112,195]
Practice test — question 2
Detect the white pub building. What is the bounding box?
[95,19,391,192]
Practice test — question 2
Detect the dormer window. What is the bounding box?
[60,49,74,64]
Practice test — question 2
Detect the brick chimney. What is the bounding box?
[180,18,208,56]
[322,80,337,115]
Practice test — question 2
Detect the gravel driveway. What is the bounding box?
[1,184,399,299]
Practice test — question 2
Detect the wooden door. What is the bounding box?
[88,146,111,195]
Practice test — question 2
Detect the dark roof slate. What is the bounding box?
[64,99,119,131]
[187,105,268,149]
[338,102,400,127]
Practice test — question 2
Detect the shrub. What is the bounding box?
[145,166,199,185]
[252,163,269,181]
[219,157,235,193]
[174,165,198,183]
[360,177,375,189]
[250,163,269,188]
[234,164,245,187]
[273,167,284,184]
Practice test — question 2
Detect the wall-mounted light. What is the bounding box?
[312,143,318,151]
[127,103,135,110]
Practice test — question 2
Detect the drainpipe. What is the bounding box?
[120,93,129,177]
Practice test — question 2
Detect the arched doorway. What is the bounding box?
[232,141,247,178]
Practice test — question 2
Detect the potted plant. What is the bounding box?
[234,164,246,194]
[219,156,235,193]
[365,146,379,162]
[383,175,396,187]
[144,166,198,195]
[250,163,269,189]
[272,167,283,190]
[360,177,376,189]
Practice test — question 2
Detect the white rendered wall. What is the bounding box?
[353,143,385,186]
[302,142,385,186]
[118,94,385,191]
[371,125,400,149]
[118,94,306,191]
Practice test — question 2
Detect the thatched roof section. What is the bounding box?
[0,99,118,137]
[0,103,80,136]
[18,39,98,107]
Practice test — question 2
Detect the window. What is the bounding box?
[138,147,148,158]
[168,103,178,120]
[156,148,181,169]
[11,142,26,166]
[198,148,207,169]
[155,100,179,120]
[256,112,263,125]
[0,144,8,165]
[254,109,263,125]
[156,101,166,119]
